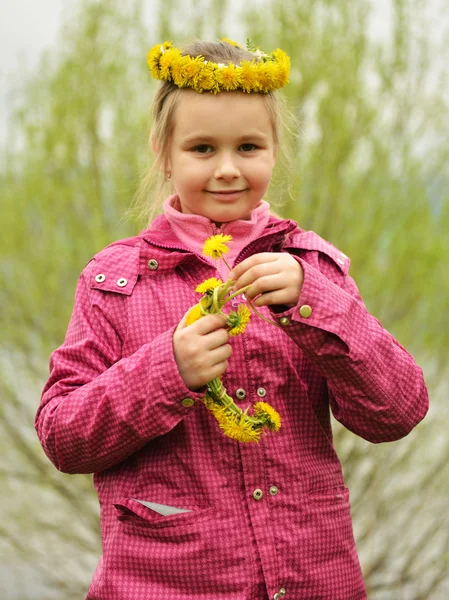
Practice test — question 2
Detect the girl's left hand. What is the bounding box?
[229,253,304,308]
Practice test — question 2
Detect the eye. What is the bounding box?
[192,144,213,154]
[239,143,258,152]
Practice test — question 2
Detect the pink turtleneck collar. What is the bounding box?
[163,194,271,275]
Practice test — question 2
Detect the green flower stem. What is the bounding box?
[222,284,253,305]
[217,280,234,303]
[246,298,284,329]
[207,377,265,429]
[222,256,233,272]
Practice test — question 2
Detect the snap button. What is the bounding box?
[181,398,195,408]
[95,274,106,283]
[148,259,159,270]
[117,278,128,287]
[252,489,263,501]
[236,388,247,400]
[257,387,266,398]
[299,305,312,318]
[279,588,286,596]
[269,486,278,495]
[279,317,290,326]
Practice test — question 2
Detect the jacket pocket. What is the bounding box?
[308,485,350,504]
[99,498,249,598]
[113,497,213,534]
[273,486,366,599]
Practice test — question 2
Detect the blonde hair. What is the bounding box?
[131,40,298,225]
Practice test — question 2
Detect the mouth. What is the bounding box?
[206,189,247,200]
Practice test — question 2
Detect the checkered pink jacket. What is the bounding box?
[36,212,428,600]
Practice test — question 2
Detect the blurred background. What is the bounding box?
[1,0,448,598]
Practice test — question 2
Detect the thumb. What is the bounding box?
[175,309,191,332]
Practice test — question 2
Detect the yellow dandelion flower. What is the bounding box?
[221,37,240,47]
[221,63,241,91]
[169,54,185,85]
[203,397,229,426]
[158,48,181,79]
[194,63,221,93]
[227,304,251,336]
[276,64,290,87]
[147,41,172,78]
[272,49,290,85]
[186,297,209,326]
[147,47,162,78]
[202,234,233,259]
[195,277,223,295]
[253,401,282,432]
[186,303,203,326]
[219,415,261,443]
[257,62,277,93]
[173,55,202,87]
[240,61,260,93]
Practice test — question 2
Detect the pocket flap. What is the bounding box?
[130,498,192,516]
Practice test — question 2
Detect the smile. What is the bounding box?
[206,190,246,200]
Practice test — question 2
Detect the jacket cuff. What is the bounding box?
[269,257,363,355]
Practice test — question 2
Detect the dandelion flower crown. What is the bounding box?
[147,38,290,94]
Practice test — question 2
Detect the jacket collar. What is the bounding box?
[138,213,299,274]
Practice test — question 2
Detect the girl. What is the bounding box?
[35,39,428,600]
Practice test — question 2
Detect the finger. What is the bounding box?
[176,310,190,331]
[191,313,227,334]
[208,343,233,364]
[207,360,230,381]
[203,329,230,351]
[252,290,290,307]
[243,273,284,300]
[229,253,280,281]
[231,261,281,294]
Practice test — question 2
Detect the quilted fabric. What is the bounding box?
[36,212,428,600]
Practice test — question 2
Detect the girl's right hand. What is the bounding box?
[173,312,232,391]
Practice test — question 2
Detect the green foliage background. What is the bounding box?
[1,0,448,597]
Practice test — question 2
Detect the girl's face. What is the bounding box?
[166,90,277,224]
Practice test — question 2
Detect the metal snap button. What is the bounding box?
[148,259,159,270]
[95,274,106,283]
[257,387,266,397]
[269,486,278,496]
[279,588,286,596]
[236,388,247,400]
[279,317,290,326]
[252,489,263,501]
[299,305,312,318]
[117,278,128,287]
[181,398,195,408]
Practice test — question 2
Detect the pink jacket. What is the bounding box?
[36,211,428,600]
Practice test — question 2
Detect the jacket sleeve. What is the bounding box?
[271,250,428,443]
[35,265,205,475]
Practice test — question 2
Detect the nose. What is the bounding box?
[214,152,240,180]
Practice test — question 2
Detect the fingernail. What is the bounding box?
[229,271,235,280]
